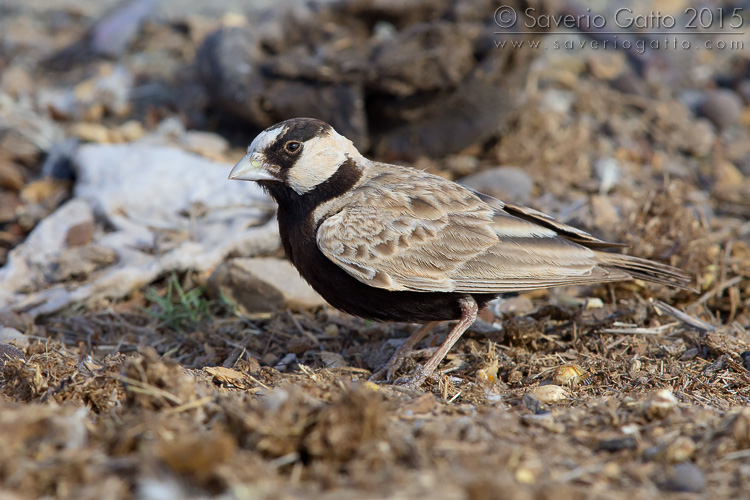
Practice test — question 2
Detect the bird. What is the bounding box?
[229,117,692,388]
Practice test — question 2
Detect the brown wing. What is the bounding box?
[316,168,666,294]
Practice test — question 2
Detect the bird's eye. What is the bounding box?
[284,141,302,153]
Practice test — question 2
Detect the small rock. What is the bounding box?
[368,21,474,96]
[0,198,94,306]
[729,407,750,449]
[0,192,21,224]
[459,166,534,204]
[208,257,325,314]
[65,221,95,247]
[493,295,535,316]
[532,384,567,404]
[598,436,637,452]
[698,89,744,130]
[0,327,29,348]
[541,89,575,114]
[73,123,112,143]
[738,80,750,105]
[118,121,145,142]
[644,389,678,420]
[664,437,696,463]
[0,158,25,191]
[181,131,230,160]
[594,157,621,194]
[665,462,705,493]
[319,351,347,369]
[274,353,297,372]
[1,65,34,98]
[740,351,750,370]
[49,245,118,282]
[521,393,543,413]
[591,195,619,236]
[0,311,31,332]
[91,0,159,57]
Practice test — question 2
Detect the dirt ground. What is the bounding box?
[1,1,750,499]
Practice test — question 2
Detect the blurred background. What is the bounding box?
[1,2,750,499]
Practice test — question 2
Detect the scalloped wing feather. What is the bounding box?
[316,168,646,293]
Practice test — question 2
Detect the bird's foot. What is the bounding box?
[369,347,437,383]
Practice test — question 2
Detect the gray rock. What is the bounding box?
[594,157,621,194]
[319,351,347,369]
[49,245,118,282]
[698,89,744,130]
[208,257,325,314]
[0,327,29,348]
[665,462,706,493]
[738,80,750,105]
[459,166,534,204]
[0,198,94,305]
[91,0,159,57]
[1,144,281,316]
[541,89,575,114]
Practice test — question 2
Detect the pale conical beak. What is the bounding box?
[228,153,278,181]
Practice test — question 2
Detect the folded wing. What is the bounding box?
[317,169,690,293]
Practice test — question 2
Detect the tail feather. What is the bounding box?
[594,252,694,291]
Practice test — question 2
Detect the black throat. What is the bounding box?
[258,157,363,224]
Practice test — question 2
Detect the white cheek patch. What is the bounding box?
[248,125,287,153]
[286,133,363,195]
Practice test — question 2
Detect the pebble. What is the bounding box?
[0,65,33,98]
[738,80,750,105]
[73,123,111,143]
[664,437,695,463]
[0,198,93,306]
[181,131,230,160]
[541,89,575,114]
[208,257,326,314]
[741,351,750,370]
[50,245,118,282]
[0,159,25,191]
[91,0,159,57]
[458,166,534,204]
[665,462,706,493]
[698,89,744,130]
[594,157,621,194]
[644,389,678,420]
[521,393,543,414]
[319,351,347,369]
[0,327,29,348]
[532,384,567,404]
[597,436,637,452]
[591,194,620,236]
[729,407,750,449]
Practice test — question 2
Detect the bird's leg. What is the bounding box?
[401,296,478,389]
[370,321,440,382]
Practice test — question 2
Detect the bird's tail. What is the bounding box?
[594,252,694,291]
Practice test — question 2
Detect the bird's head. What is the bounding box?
[229,118,365,197]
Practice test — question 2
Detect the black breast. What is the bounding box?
[260,159,499,323]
